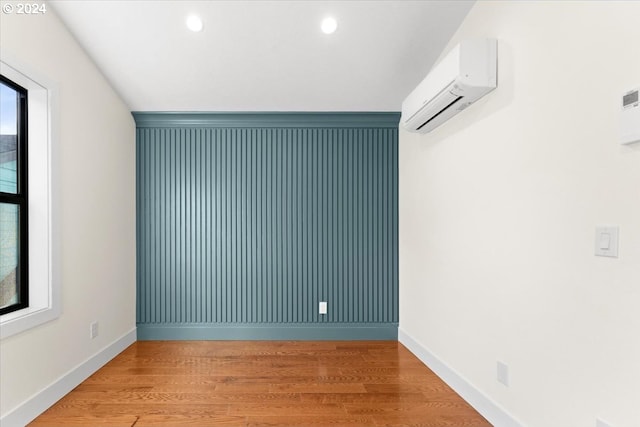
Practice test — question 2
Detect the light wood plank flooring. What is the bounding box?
[30,341,491,427]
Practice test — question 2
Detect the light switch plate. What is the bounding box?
[595,226,619,257]
[596,418,613,427]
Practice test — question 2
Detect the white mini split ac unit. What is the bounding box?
[401,38,497,133]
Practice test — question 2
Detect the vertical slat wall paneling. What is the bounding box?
[135,113,399,340]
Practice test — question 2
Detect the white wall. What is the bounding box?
[0,7,136,421]
[399,1,640,426]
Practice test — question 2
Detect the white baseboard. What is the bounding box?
[1,327,136,427]
[398,328,523,427]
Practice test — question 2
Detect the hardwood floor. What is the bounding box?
[30,341,491,427]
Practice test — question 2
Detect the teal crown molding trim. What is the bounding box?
[132,112,401,129]
[137,324,399,341]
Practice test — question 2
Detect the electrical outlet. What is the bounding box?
[319,301,327,315]
[497,361,509,386]
[596,419,613,427]
[90,321,98,339]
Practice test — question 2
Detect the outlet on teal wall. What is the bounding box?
[134,113,399,340]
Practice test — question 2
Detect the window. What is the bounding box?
[0,60,57,339]
[0,75,28,315]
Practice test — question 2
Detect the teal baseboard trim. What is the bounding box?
[137,323,398,341]
[132,112,401,129]
[398,328,524,427]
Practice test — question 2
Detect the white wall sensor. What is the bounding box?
[621,87,640,145]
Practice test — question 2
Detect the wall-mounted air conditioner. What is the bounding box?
[401,38,497,133]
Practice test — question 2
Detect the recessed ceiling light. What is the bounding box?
[321,17,338,35]
[186,15,204,32]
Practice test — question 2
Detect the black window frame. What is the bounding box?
[0,74,29,315]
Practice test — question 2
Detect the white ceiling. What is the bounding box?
[50,0,474,112]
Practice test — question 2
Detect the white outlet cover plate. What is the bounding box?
[497,361,509,386]
[90,322,98,339]
[319,301,327,315]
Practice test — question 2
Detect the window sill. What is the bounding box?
[1,303,60,339]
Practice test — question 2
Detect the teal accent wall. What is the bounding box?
[134,113,399,340]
